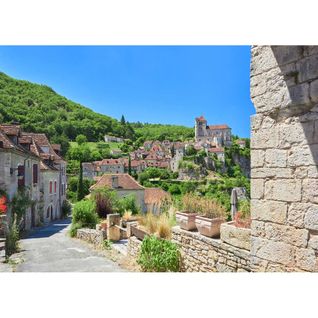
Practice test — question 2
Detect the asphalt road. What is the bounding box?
[14,218,125,272]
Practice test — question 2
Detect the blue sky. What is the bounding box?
[0,46,254,137]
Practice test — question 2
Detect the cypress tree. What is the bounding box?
[77,161,85,201]
[128,154,132,176]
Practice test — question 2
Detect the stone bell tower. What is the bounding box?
[195,116,207,142]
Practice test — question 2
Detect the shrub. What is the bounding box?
[92,189,117,218]
[137,236,180,272]
[103,239,113,250]
[5,222,19,257]
[118,194,139,215]
[72,200,98,228]
[157,214,171,239]
[168,184,181,195]
[61,200,72,218]
[181,193,226,219]
[69,221,83,237]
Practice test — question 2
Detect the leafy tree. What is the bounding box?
[76,134,88,145]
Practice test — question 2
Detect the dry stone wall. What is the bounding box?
[172,227,251,272]
[76,228,106,246]
[250,46,318,272]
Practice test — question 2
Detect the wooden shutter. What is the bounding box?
[33,164,38,184]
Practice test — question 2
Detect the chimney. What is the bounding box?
[111,175,119,188]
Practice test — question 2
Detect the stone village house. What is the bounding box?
[89,173,170,214]
[0,125,67,230]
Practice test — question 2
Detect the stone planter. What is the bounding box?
[195,216,225,238]
[220,221,251,251]
[176,211,197,231]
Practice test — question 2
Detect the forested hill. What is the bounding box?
[0,71,194,144]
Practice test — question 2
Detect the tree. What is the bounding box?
[76,134,87,145]
[128,154,132,175]
[120,115,126,126]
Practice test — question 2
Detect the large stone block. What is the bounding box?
[271,46,304,66]
[309,79,318,103]
[251,127,279,149]
[250,114,264,131]
[251,237,294,266]
[220,222,251,251]
[264,223,309,248]
[250,46,278,76]
[251,179,264,199]
[250,220,266,237]
[287,203,313,228]
[265,149,287,167]
[251,150,265,168]
[308,234,318,250]
[288,145,318,167]
[251,199,287,224]
[295,248,317,271]
[279,121,314,147]
[264,179,301,202]
[251,167,293,179]
[304,205,318,230]
[302,179,318,204]
[298,55,318,83]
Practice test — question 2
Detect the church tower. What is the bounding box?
[195,116,207,142]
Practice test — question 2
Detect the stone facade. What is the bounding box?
[250,46,318,272]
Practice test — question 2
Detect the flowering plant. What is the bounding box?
[0,195,7,214]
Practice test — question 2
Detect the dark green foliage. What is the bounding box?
[0,72,123,142]
[137,236,181,272]
[131,123,194,142]
[77,163,85,201]
[168,184,181,195]
[5,222,19,257]
[72,200,98,229]
[69,221,83,238]
[61,200,72,218]
[76,134,88,145]
[118,194,139,215]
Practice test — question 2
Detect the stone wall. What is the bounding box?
[127,236,142,259]
[76,228,106,247]
[172,227,251,272]
[250,46,318,272]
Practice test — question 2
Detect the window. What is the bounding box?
[54,181,57,193]
[17,165,25,187]
[49,181,53,194]
[33,164,38,184]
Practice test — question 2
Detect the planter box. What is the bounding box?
[130,224,149,241]
[195,216,225,238]
[176,211,197,231]
[220,221,251,251]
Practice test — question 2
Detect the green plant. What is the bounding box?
[5,222,19,257]
[118,194,139,215]
[137,235,180,272]
[72,200,98,228]
[69,221,83,237]
[61,200,72,218]
[103,239,113,250]
[91,188,117,218]
[157,214,172,239]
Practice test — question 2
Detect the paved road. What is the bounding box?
[14,218,125,272]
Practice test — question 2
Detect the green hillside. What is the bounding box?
[0,71,194,149]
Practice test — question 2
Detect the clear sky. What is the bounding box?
[0,46,254,137]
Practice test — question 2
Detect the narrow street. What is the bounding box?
[8,218,125,272]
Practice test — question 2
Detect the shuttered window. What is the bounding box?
[17,165,25,187]
[49,181,53,194]
[33,164,38,184]
[54,181,57,193]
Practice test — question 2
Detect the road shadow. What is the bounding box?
[25,217,72,239]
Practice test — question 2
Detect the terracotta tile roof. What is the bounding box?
[0,124,21,136]
[144,188,171,205]
[208,124,230,130]
[0,130,16,149]
[51,144,61,151]
[90,173,144,191]
[208,147,225,153]
[22,133,65,163]
[18,136,32,144]
[100,159,124,165]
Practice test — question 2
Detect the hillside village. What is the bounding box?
[3,45,316,274]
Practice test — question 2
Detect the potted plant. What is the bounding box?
[176,193,199,231]
[195,196,226,238]
[220,199,251,250]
